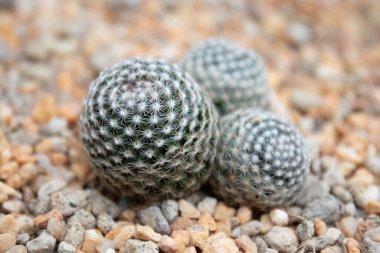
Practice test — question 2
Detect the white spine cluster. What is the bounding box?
[181,39,271,115]
[80,58,219,200]
[209,109,309,208]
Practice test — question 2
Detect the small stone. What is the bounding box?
[137,206,171,235]
[362,227,380,253]
[198,212,216,232]
[296,220,314,242]
[133,224,162,243]
[203,238,239,253]
[37,179,67,198]
[57,241,76,253]
[366,156,380,175]
[170,217,195,231]
[111,225,135,250]
[321,246,343,253]
[34,209,63,229]
[16,233,30,245]
[260,214,273,234]
[332,186,353,203]
[90,194,119,218]
[296,177,330,206]
[0,233,16,253]
[291,90,321,110]
[179,200,201,219]
[26,232,56,253]
[183,247,197,253]
[51,189,88,216]
[236,206,252,225]
[264,248,278,253]
[264,226,298,253]
[366,201,380,215]
[17,216,34,234]
[158,235,178,253]
[342,202,357,217]
[230,217,240,228]
[97,213,115,234]
[187,224,209,249]
[2,200,24,213]
[82,229,102,253]
[96,238,115,253]
[232,220,262,238]
[125,239,159,253]
[68,209,96,229]
[303,195,340,223]
[0,215,18,236]
[235,235,257,253]
[214,203,236,221]
[32,196,51,216]
[197,197,218,214]
[120,209,136,222]
[288,22,312,44]
[5,245,27,253]
[339,216,359,238]
[161,200,178,223]
[253,237,267,253]
[215,219,232,237]
[314,218,327,236]
[269,209,288,226]
[47,218,66,241]
[303,227,342,252]
[172,230,190,248]
[64,221,85,248]
[46,118,68,135]
[345,238,361,253]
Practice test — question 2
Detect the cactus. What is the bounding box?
[80,58,219,200]
[209,109,309,208]
[181,39,271,115]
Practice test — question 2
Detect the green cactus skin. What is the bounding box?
[181,39,271,115]
[80,58,219,200]
[209,109,309,208]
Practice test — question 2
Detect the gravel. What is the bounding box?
[232,220,262,238]
[303,195,341,223]
[161,200,179,223]
[264,226,298,253]
[57,241,76,253]
[97,213,115,234]
[362,227,380,253]
[68,209,96,229]
[137,206,171,235]
[296,220,315,242]
[26,232,56,253]
[125,239,159,253]
[50,189,88,216]
[64,221,85,248]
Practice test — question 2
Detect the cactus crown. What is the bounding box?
[181,38,271,115]
[210,109,309,208]
[80,58,218,200]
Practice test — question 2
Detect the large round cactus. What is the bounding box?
[181,39,271,115]
[209,109,309,208]
[80,58,219,200]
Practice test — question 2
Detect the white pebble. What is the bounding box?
[269,209,289,226]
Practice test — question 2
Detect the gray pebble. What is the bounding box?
[38,179,67,198]
[64,221,85,248]
[362,227,380,253]
[57,241,76,253]
[97,212,115,234]
[137,206,171,235]
[332,186,353,203]
[161,199,178,223]
[264,249,278,253]
[16,233,30,245]
[32,196,51,215]
[291,90,322,111]
[26,232,56,253]
[295,176,330,206]
[366,156,380,175]
[264,226,298,253]
[296,220,314,242]
[5,245,27,253]
[253,236,268,253]
[230,217,240,228]
[46,118,68,135]
[232,220,262,238]
[288,22,312,44]
[90,193,120,218]
[322,169,345,186]
[125,239,159,253]
[51,188,88,216]
[197,197,217,214]
[68,209,96,229]
[303,228,342,252]
[341,202,357,217]
[303,195,340,223]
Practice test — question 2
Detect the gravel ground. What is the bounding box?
[1,0,380,253]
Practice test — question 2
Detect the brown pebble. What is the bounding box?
[112,225,135,250]
[172,230,190,247]
[236,206,252,225]
[187,224,209,250]
[179,199,201,219]
[158,235,178,253]
[314,218,327,236]
[0,215,18,237]
[354,219,376,242]
[170,217,195,231]
[214,203,236,221]
[345,238,360,253]
[47,217,66,241]
[120,209,136,222]
[71,163,90,181]
[133,224,161,243]
[235,235,257,253]
[260,214,273,234]
[215,219,232,237]
[34,208,63,228]
[0,233,16,252]
[339,216,359,238]
[198,212,216,232]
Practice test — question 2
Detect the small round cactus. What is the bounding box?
[181,39,271,115]
[209,109,309,208]
[80,58,219,200]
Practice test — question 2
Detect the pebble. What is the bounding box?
[64,221,85,248]
[304,228,342,252]
[332,186,353,203]
[97,213,115,234]
[179,199,201,219]
[314,218,327,236]
[57,241,76,253]
[339,216,359,238]
[291,90,322,110]
[253,237,268,253]
[183,247,197,253]
[51,188,88,216]
[344,238,361,253]
[260,214,273,234]
[232,220,262,238]
[236,206,252,225]
[133,224,162,243]
[264,249,278,253]
[161,200,178,223]
[34,209,63,229]
[124,239,159,253]
[0,233,16,253]
[296,220,315,241]
[235,235,257,253]
[264,226,298,253]
[366,156,380,175]
[158,235,178,253]
[171,230,190,249]
[321,246,343,253]
[96,238,115,253]
[90,193,120,218]
[2,200,24,213]
[187,224,209,249]
[137,206,171,235]
[203,237,239,253]
[198,212,216,232]
[342,202,357,217]
[109,225,135,249]
[197,197,218,214]
[68,209,96,229]
[5,245,27,253]
[47,217,66,241]
[26,232,56,253]
[81,229,102,253]
[366,200,380,215]
[303,195,340,223]
[288,22,312,44]
[322,168,346,186]
[296,177,330,206]
[0,215,18,236]
[46,118,68,134]
[216,219,232,237]
[362,227,380,253]
[214,203,236,221]
[269,209,288,226]
[16,216,34,234]
[170,217,195,231]
[32,196,51,216]
[120,209,136,222]
[37,179,67,198]
[16,233,30,245]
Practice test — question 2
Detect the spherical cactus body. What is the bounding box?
[181,39,271,115]
[80,58,219,200]
[209,109,309,208]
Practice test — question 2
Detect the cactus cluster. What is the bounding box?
[209,109,309,208]
[181,39,271,115]
[80,58,219,200]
